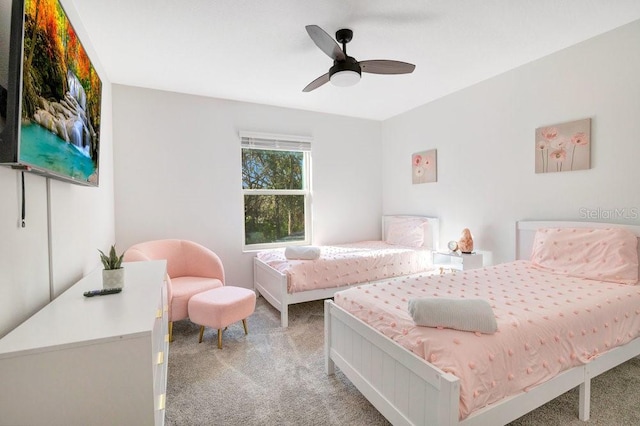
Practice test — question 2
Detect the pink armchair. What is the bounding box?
[123,239,225,341]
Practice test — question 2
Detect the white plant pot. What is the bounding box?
[103,268,125,289]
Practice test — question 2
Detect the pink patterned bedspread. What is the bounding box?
[334,260,640,420]
[256,241,434,293]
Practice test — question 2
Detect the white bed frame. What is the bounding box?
[254,215,439,327]
[325,220,640,425]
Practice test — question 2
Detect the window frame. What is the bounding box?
[240,131,312,251]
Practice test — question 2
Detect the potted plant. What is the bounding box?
[99,245,125,289]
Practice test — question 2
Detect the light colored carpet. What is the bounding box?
[166,297,640,425]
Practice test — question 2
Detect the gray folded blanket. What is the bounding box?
[408,297,497,334]
[284,246,321,260]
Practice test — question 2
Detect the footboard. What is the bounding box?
[324,300,460,426]
[253,257,289,326]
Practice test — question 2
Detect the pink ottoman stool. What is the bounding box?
[188,286,256,349]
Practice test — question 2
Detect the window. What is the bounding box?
[241,132,312,250]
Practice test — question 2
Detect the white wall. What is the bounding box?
[0,169,49,337]
[0,0,115,337]
[382,20,640,265]
[112,86,382,288]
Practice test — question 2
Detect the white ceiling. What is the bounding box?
[72,0,640,121]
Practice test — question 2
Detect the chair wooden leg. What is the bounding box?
[217,329,223,349]
[169,321,174,342]
[242,318,248,335]
[198,326,205,343]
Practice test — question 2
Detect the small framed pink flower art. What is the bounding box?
[535,118,591,173]
[412,149,437,184]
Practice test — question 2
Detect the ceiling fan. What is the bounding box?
[303,25,416,92]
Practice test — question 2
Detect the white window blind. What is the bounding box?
[239,131,311,152]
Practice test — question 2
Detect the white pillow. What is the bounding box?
[408,298,497,334]
[386,218,425,247]
[284,246,321,260]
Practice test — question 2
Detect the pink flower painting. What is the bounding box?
[549,148,567,171]
[535,118,590,174]
[540,127,559,141]
[412,149,437,184]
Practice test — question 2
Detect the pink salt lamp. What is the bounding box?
[458,228,474,253]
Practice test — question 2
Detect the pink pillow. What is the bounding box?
[386,218,425,248]
[530,227,639,284]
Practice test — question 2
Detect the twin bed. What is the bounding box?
[254,215,440,327]
[324,220,640,425]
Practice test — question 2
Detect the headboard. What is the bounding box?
[516,221,640,275]
[382,215,440,250]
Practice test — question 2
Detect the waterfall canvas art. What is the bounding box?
[535,118,590,174]
[412,149,437,184]
[17,0,102,185]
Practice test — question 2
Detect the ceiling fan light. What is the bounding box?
[330,70,361,87]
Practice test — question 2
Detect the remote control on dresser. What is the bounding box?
[83,288,122,297]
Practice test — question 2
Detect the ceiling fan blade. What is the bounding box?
[306,25,346,61]
[303,73,330,92]
[360,60,416,75]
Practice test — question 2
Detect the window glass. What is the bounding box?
[244,194,305,245]
[242,149,303,190]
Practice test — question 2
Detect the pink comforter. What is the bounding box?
[256,241,434,293]
[334,260,640,419]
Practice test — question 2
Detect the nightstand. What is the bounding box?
[433,251,483,271]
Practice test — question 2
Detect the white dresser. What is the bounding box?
[0,260,169,426]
